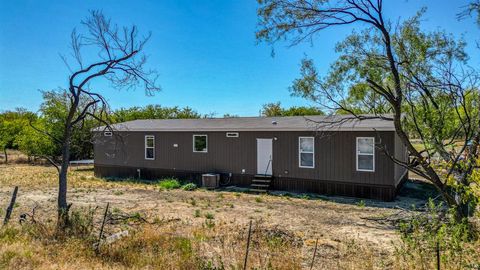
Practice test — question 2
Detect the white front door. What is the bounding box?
[257,138,273,175]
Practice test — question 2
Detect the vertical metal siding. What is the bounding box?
[94,130,396,186]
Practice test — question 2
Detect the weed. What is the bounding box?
[190,198,197,206]
[300,194,310,200]
[194,209,201,218]
[113,190,124,196]
[357,200,366,208]
[129,212,144,222]
[204,213,214,220]
[204,219,215,229]
[158,178,181,190]
[182,183,197,191]
[255,197,263,203]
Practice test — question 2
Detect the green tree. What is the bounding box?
[34,90,97,160]
[16,117,56,160]
[0,109,32,163]
[257,0,480,219]
[113,105,201,122]
[261,102,324,116]
[261,102,283,116]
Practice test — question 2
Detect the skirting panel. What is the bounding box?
[272,177,396,201]
[94,164,396,201]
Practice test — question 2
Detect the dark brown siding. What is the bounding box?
[94,130,397,198]
[394,133,408,186]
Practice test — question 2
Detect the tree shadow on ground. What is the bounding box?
[220,179,439,211]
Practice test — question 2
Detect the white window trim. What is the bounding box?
[145,135,155,160]
[104,131,112,137]
[193,134,208,153]
[299,137,315,169]
[226,132,239,138]
[356,137,375,172]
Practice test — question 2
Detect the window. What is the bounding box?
[193,135,208,153]
[299,137,314,168]
[104,131,112,137]
[145,135,155,160]
[226,132,239,138]
[356,137,375,172]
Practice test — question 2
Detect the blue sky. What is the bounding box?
[0,0,479,116]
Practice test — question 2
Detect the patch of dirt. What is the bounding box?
[0,165,430,268]
[2,185,414,250]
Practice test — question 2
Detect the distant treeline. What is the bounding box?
[0,90,322,162]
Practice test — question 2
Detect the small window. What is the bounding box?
[299,137,314,168]
[145,135,155,160]
[193,135,208,153]
[104,131,112,137]
[357,137,375,172]
[226,132,239,138]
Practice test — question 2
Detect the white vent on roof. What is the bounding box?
[104,131,112,137]
[272,120,278,125]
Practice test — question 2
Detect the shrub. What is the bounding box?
[394,199,479,269]
[182,183,197,191]
[158,178,181,190]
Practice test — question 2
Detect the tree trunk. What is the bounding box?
[3,147,7,164]
[57,129,72,228]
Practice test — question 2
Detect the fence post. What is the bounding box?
[95,202,110,253]
[3,186,19,225]
[310,238,319,270]
[243,220,253,270]
[436,240,440,270]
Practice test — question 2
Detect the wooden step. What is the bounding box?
[251,183,270,188]
[252,179,271,183]
[254,174,273,180]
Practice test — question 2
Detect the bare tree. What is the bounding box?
[36,10,160,227]
[257,0,479,219]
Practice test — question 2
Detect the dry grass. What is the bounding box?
[0,164,156,190]
[0,150,48,165]
[1,164,478,269]
[0,211,396,270]
[0,219,305,270]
